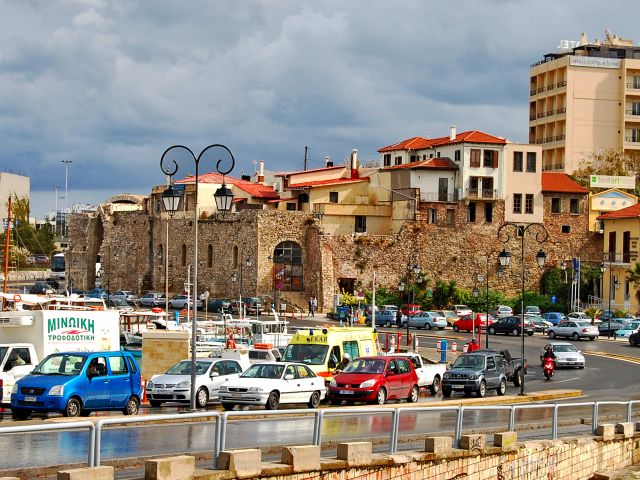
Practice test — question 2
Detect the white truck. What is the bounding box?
[0,309,121,404]
[386,352,447,395]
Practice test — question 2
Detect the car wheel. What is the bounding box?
[527,331,534,336]
[589,337,595,341]
[442,386,452,398]
[489,327,496,335]
[11,409,31,420]
[222,403,235,411]
[425,322,432,330]
[64,398,82,417]
[513,368,523,387]
[497,378,506,396]
[168,302,174,309]
[385,321,391,328]
[476,380,487,398]
[549,330,556,339]
[429,375,441,395]
[407,385,419,403]
[572,332,580,341]
[578,365,585,369]
[453,325,459,332]
[266,391,280,410]
[511,328,519,336]
[123,396,140,415]
[307,391,321,409]
[149,400,163,408]
[375,387,387,405]
[631,336,637,346]
[474,326,480,333]
[196,387,209,408]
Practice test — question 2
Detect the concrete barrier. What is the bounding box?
[459,433,486,453]
[336,441,372,466]
[493,431,517,451]
[615,422,634,438]
[57,466,114,480]
[217,449,261,478]
[145,456,195,480]
[425,436,452,454]
[595,424,616,441]
[281,445,320,473]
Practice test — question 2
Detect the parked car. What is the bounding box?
[366,310,405,328]
[527,315,552,333]
[111,290,139,305]
[29,282,54,295]
[138,292,166,308]
[629,329,640,346]
[244,297,263,315]
[11,351,141,419]
[597,319,628,336]
[385,352,447,395]
[453,313,496,333]
[86,288,111,300]
[407,311,447,330]
[491,305,513,317]
[146,356,249,408]
[567,311,590,320]
[168,294,202,310]
[441,351,508,398]
[246,347,282,363]
[539,342,585,368]
[435,310,459,327]
[400,304,422,316]
[615,320,640,338]
[542,312,567,325]
[327,356,419,405]
[107,298,134,313]
[451,305,472,317]
[207,298,231,313]
[380,305,399,313]
[229,300,248,315]
[218,362,326,410]
[488,316,535,336]
[524,306,542,315]
[547,320,598,341]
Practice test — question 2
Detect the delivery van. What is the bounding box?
[282,326,378,381]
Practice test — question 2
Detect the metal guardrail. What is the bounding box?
[1,400,640,468]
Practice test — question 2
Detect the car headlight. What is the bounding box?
[248,387,263,392]
[176,381,190,388]
[219,386,228,392]
[467,374,477,380]
[329,380,337,387]
[360,379,376,388]
[147,380,154,388]
[11,384,18,394]
[49,385,65,396]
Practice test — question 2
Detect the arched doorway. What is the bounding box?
[272,241,303,292]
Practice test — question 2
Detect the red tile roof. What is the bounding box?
[378,130,507,152]
[597,203,640,220]
[288,177,369,188]
[381,157,458,171]
[275,165,345,177]
[177,172,280,199]
[541,173,589,194]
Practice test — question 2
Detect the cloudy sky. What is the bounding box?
[1,0,638,218]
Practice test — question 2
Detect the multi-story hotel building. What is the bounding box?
[529,30,640,174]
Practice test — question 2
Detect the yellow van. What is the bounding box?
[282,326,378,381]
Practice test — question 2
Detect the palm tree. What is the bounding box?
[625,261,640,315]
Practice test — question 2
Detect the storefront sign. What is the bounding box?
[590,175,636,189]
[570,56,621,69]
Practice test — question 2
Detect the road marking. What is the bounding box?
[551,377,579,384]
[583,351,640,365]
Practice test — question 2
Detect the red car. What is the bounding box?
[453,313,496,333]
[400,304,422,316]
[327,356,419,405]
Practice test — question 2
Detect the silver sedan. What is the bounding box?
[407,312,447,330]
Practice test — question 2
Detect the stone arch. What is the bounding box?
[273,240,303,291]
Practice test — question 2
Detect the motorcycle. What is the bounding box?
[543,357,555,380]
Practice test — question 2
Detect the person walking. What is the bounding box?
[309,297,314,317]
[311,296,317,317]
[396,309,402,328]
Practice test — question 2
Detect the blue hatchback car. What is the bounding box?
[11,351,141,420]
[543,312,567,326]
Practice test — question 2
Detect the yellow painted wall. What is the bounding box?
[602,217,640,314]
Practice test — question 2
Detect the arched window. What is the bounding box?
[272,241,303,292]
[207,245,213,268]
[232,245,238,269]
[181,244,187,267]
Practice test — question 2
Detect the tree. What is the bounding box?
[625,261,640,315]
[431,280,458,308]
[572,148,640,196]
[0,196,55,264]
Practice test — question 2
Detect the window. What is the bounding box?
[623,231,631,263]
[467,202,476,222]
[398,359,411,374]
[286,203,296,211]
[428,209,437,224]
[108,356,128,375]
[470,149,481,167]
[410,155,417,162]
[126,356,138,374]
[436,152,441,158]
[343,340,359,360]
[181,244,187,267]
[207,245,213,268]
[483,150,498,167]
[485,203,493,223]
[526,152,537,172]
[299,193,309,203]
[446,209,455,225]
[329,192,338,203]
[525,194,534,214]
[513,151,523,172]
[233,245,238,269]
[513,194,522,214]
[569,198,579,214]
[355,215,367,233]
[394,156,402,165]
[551,197,561,213]
[273,241,303,292]
[383,154,391,167]
[487,357,496,370]
[455,150,461,162]
[562,225,571,234]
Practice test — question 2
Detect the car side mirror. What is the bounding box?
[284,374,295,380]
[211,372,220,377]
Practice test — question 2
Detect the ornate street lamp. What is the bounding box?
[161,184,182,312]
[160,144,235,410]
[498,223,548,396]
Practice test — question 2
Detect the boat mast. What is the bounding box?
[3,195,12,308]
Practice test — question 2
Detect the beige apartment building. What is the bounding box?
[529,30,640,174]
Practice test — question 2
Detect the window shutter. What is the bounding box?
[493,150,499,168]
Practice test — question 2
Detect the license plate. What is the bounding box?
[158,389,171,395]
[452,386,464,390]
[229,393,243,398]
[339,390,354,395]
[24,396,37,402]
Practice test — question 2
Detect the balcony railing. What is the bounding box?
[547,84,555,91]
[537,87,545,93]
[530,89,536,96]
[557,80,567,87]
[603,251,632,265]
[537,112,545,119]
[625,110,640,116]
[626,83,640,89]
[557,107,567,114]
[546,110,556,116]
[625,137,640,143]
[466,188,498,199]
[420,192,459,203]
[529,114,536,121]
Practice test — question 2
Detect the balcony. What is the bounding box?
[557,80,567,87]
[529,114,536,121]
[626,83,640,89]
[603,251,632,266]
[466,188,498,200]
[420,192,459,203]
[557,107,567,114]
[547,84,555,91]
[537,87,545,94]
[530,89,537,96]
[625,110,640,117]
[625,137,640,143]
[537,112,545,119]
[546,110,556,116]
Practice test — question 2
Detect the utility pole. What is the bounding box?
[61,160,72,239]
[304,146,308,171]
[53,186,61,236]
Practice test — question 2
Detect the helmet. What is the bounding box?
[546,345,553,351]
[342,353,351,361]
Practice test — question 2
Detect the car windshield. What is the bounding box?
[241,364,284,379]
[453,355,485,369]
[282,344,328,365]
[166,361,211,375]
[33,354,87,376]
[625,322,640,330]
[343,359,385,374]
[550,344,577,353]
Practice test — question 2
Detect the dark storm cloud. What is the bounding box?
[0,0,638,215]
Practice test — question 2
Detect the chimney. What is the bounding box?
[325,156,333,168]
[257,160,265,184]
[350,149,359,179]
[450,125,456,141]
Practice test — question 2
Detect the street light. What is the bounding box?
[498,223,548,396]
[161,184,181,313]
[475,256,500,349]
[400,260,421,346]
[601,253,621,339]
[160,144,235,410]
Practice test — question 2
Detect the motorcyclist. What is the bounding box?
[543,345,556,360]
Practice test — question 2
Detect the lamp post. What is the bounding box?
[475,257,496,349]
[160,144,235,410]
[232,255,252,318]
[601,254,621,339]
[61,160,72,239]
[498,223,548,396]
[161,185,180,313]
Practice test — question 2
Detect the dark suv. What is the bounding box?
[488,316,535,336]
[441,352,508,398]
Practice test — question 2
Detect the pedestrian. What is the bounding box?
[396,309,402,328]
[311,296,317,316]
[309,298,313,316]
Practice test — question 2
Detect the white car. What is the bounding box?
[407,312,447,330]
[386,352,446,395]
[168,295,202,310]
[451,305,472,317]
[218,362,326,410]
[146,357,248,408]
[493,305,513,317]
[111,290,139,304]
[567,312,589,320]
[540,342,585,368]
[548,320,598,341]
